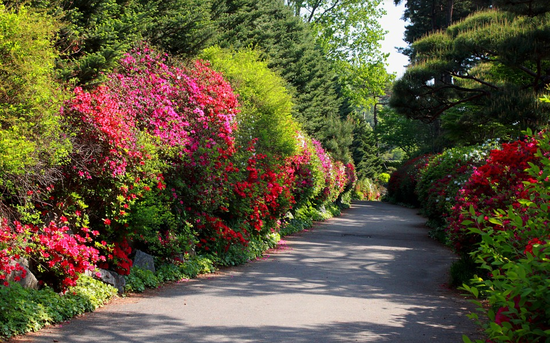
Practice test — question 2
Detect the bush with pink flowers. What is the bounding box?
[1,43,356,309]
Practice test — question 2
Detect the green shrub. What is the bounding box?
[0,5,70,214]
[178,256,215,278]
[0,275,116,339]
[416,143,496,227]
[377,173,390,184]
[200,46,299,162]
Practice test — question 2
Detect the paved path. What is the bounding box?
[12,201,481,343]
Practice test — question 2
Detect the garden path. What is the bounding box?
[11,201,482,343]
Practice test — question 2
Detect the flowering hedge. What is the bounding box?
[0,43,356,295]
[446,137,540,255]
[0,38,361,314]
[386,154,431,206]
[462,130,550,343]
[415,143,497,227]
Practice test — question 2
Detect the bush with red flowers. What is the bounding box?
[0,219,102,292]
[461,131,550,343]
[446,136,540,256]
[386,154,432,206]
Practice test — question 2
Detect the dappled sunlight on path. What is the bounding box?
[12,201,481,343]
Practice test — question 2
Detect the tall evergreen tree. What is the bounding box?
[213,0,353,162]
[351,120,381,180]
[390,4,550,142]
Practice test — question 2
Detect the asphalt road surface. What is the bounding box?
[11,201,482,343]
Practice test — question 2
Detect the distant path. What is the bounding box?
[12,201,481,343]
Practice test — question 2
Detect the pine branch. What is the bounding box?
[449,72,500,90]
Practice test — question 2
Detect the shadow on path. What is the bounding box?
[11,201,481,343]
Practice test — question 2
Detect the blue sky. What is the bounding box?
[380,0,409,77]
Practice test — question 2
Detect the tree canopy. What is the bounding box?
[285,0,392,110]
[390,5,550,141]
[214,0,354,162]
[394,0,492,48]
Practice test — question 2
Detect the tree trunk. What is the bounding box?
[446,0,454,26]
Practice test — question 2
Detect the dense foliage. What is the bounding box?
[0,5,70,219]
[0,0,388,339]
[388,128,550,342]
[390,2,550,143]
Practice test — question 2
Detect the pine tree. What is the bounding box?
[213,0,353,161]
[351,120,381,180]
[390,4,550,141]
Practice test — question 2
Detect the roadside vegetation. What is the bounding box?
[0,0,389,340]
[386,1,550,341]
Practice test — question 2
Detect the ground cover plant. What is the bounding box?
[0,276,117,338]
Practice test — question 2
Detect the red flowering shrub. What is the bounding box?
[387,154,432,206]
[446,137,540,255]
[333,161,348,196]
[105,239,133,275]
[415,144,496,226]
[0,219,102,291]
[459,131,550,342]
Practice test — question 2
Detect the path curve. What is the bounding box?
[11,201,481,343]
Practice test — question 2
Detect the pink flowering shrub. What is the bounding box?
[312,140,340,204]
[287,135,325,209]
